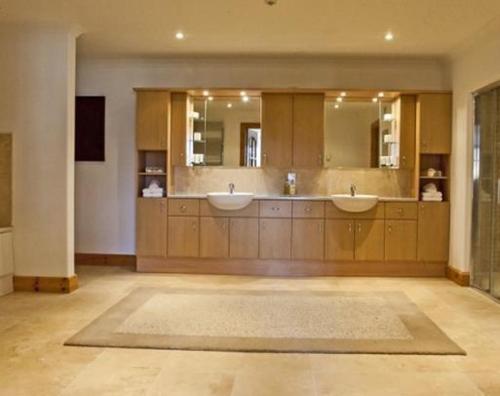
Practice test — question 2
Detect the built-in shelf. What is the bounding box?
[138,172,167,176]
[419,175,448,180]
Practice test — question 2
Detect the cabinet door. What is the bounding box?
[230,218,259,259]
[168,216,199,257]
[325,220,355,261]
[171,92,188,166]
[354,220,384,261]
[136,198,167,257]
[385,220,417,261]
[418,202,449,261]
[259,218,291,259]
[200,217,229,258]
[261,93,293,167]
[136,91,169,150]
[399,95,417,169]
[292,219,324,260]
[293,94,325,168]
[418,94,452,154]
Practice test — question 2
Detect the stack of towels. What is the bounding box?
[421,183,443,201]
[142,180,163,198]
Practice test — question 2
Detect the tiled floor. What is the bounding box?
[1,266,500,395]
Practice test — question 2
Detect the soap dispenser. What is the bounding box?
[284,172,297,196]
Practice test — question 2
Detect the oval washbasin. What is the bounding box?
[331,194,379,213]
[207,192,254,211]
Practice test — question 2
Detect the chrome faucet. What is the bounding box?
[229,183,235,194]
[350,184,356,197]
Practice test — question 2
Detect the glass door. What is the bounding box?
[472,87,500,298]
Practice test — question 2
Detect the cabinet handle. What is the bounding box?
[388,225,392,233]
[348,223,352,233]
[192,221,197,230]
[357,224,362,233]
[263,153,268,164]
[180,205,187,213]
[305,207,312,213]
[271,207,280,211]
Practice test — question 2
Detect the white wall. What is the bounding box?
[449,30,500,272]
[76,56,449,254]
[0,26,77,277]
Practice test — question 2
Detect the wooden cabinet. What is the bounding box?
[230,218,259,259]
[136,91,169,150]
[354,220,384,261]
[136,198,167,257]
[261,93,293,167]
[292,201,325,218]
[292,219,324,260]
[260,200,291,218]
[385,202,418,219]
[385,220,417,261]
[325,220,355,261]
[418,93,452,154]
[418,202,449,261]
[261,93,324,168]
[170,92,188,166]
[259,218,292,259]
[168,216,199,257]
[168,199,199,216]
[200,217,229,258]
[293,94,325,167]
[399,95,417,169]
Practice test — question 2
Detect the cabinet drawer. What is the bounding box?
[385,202,417,219]
[168,199,199,216]
[259,200,292,218]
[325,202,384,219]
[200,200,259,217]
[292,201,325,218]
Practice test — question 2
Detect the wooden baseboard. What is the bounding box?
[13,275,79,293]
[137,257,447,278]
[446,265,470,286]
[75,253,136,267]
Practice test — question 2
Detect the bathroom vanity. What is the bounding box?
[134,88,451,277]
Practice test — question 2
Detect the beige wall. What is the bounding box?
[76,56,449,254]
[450,27,500,272]
[0,26,76,277]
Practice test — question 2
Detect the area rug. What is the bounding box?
[65,288,465,355]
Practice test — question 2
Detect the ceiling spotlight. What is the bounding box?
[372,97,378,103]
[378,92,384,98]
[384,31,394,41]
[202,90,209,96]
[334,104,340,109]
[242,95,250,103]
[175,31,185,40]
[340,92,347,97]
[227,103,233,108]
[336,97,343,103]
[208,96,214,101]
[240,91,247,96]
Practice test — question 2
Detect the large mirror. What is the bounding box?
[188,96,261,167]
[324,96,401,169]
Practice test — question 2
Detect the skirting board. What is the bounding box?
[75,253,136,267]
[137,257,447,278]
[446,265,470,287]
[13,275,79,293]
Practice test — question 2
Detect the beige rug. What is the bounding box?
[65,288,465,355]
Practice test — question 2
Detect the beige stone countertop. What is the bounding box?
[0,227,13,233]
[167,194,417,202]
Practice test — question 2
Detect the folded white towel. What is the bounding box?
[422,197,443,202]
[143,192,163,198]
[422,192,442,197]
[423,182,438,192]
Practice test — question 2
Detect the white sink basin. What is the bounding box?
[207,192,254,211]
[331,194,379,213]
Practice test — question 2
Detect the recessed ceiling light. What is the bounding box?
[175,31,185,40]
[240,91,247,96]
[336,97,343,103]
[340,92,347,97]
[372,97,378,103]
[227,103,233,108]
[378,92,384,98]
[202,90,209,96]
[334,104,340,109]
[242,95,250,103]
[384,31,394,41]
[208,96,214,101]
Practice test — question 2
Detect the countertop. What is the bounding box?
[0,227,12,233]
[166,193,417,202]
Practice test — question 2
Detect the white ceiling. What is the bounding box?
[1,0,500,58]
